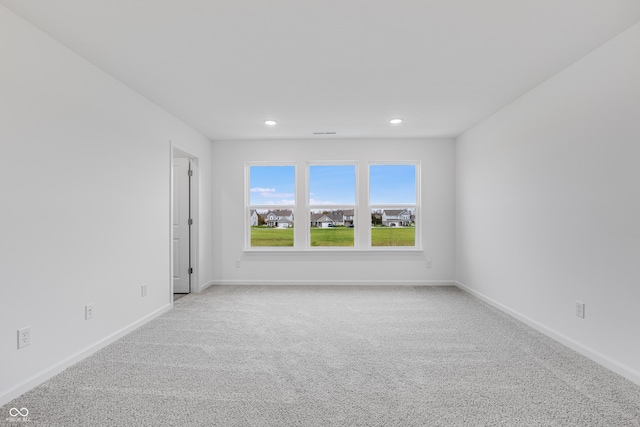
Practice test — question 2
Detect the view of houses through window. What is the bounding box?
[247,162,418,248]
[370,164,417,247]
[309,164,356,247]
[248,165,295,246]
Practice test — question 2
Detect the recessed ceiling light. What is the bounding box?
[390,118,403,124]
[264,120,277,126]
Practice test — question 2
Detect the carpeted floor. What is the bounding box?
[3,285,640,426]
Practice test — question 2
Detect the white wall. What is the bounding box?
[212,138,456,284]
[456,22,640,383]
[0,5,213,405]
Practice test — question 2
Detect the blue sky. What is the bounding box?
[369,164,416,204]
[249,165,296,205]
[309,165,355,205]
[249,164,415,205]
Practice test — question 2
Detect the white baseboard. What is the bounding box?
[0,304,172,407]
[194,279,216,293]
[454,281,640,387]
[209,279,456,286]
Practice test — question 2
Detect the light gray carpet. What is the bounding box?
[3,286,640,426]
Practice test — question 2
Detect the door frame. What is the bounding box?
[170,143,200,302]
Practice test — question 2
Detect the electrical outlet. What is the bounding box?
[576,301,585,319]
[235,260,241,268]
[426,259,432,268]
[85,304,94,320]
[141,284,148,297]
[17,327,31,349]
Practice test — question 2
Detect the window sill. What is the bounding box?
[242,247,425,256]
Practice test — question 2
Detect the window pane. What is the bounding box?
[371,208,415,246]
[310,209,354,247]
[309,165,355,205]
[249,209,294,247]
[249,165,295,206]
[369,165,416,204]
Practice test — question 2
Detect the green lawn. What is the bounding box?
[371,227,415,246]
[250,226,294,246]
[310,227,354,247]
[250,226,415,247]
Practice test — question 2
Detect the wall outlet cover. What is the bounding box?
[17,327,31,349]
[85,304,94,320]
[576,301,585,319]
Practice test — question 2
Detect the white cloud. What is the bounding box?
[250,187,275,193]
[264,199,295,206]
[309,198,335,205]
[250,187,294,199]
[261,192,294,198]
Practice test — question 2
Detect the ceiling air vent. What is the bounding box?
[313,132,337,135]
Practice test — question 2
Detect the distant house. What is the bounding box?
[342,209,354,227]
[310,213,336,228]
[330,210,344,226]
[310,210,354,227]
[249,209,259,226]
[382,209,411,227]
[265,209,294,228]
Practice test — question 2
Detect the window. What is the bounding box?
[369,163,418,247]
[245,161,420,250]
[309,164,356,247]
[247,164,295,247]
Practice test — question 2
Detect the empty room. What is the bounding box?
[1,1,639,425]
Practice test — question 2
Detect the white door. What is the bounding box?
[173,157,191,293]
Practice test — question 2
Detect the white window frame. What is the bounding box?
[306,161,359,249]
[244,160,421,252]
[245,162,297,250]
[368,161,421,250]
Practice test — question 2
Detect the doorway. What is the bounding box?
[172,147,198,298]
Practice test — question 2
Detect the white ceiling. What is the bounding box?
[3,0,640,141]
